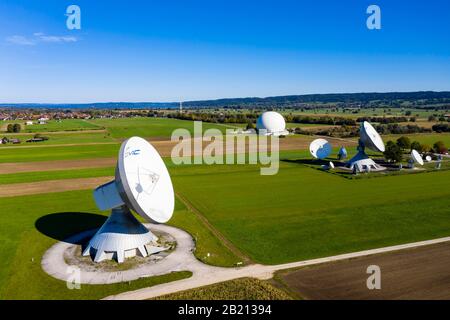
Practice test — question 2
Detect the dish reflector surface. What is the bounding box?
[360,121,385,152]
[411,149,424,166]
[310,138,332,159]
[425,155,432,162]
[117,137,174,223]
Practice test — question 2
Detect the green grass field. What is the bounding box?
[0,167,115,185]
[88,117,244,139]
[0,190,194,299]
[0,188,240,299]
[22,119,103,133]
[171,161,450,264]
[0,143,119,163]
[1,115,450,299]
[0,131,116,147]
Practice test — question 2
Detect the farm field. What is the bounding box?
[154,277,293,300]
[0,131,116,146]
[275,241,450,299]
[0,143,119,163]
[172,161,450,264]
[87,117,244,139]
[280,108,442,119]
[0,117,449,300]
[22,119,103,133]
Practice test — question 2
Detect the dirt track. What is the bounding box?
[0,176,113,197]
[278,242,450,300]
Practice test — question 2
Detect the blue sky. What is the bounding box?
[0,0,449,103]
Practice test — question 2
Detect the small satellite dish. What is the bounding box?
[310,138,332,159]
[329,161,335,169]
[425,155,432,162]
[84,137,174,263]
[411,149,424,166]
[360,121,385,153]
[338,147,347,160]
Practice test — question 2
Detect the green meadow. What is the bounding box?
[171,161,450,264]
[88,117,244,139]
[0,131,117,146]
[23,119,102,133]
[1,116,450,299]
[0,189,240,299]
[0,143,119,163]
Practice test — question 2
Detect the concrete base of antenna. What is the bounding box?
[82,206,165,263]
[347,148,386,173]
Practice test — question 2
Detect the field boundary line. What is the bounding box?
[175,191,253,265]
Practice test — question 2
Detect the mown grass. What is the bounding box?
[22,119,102,133]
[153,278,293,300]
[0,143,119,163]
[0,189,239,299]
[0,167,115,185]
[171,160,450,264]
[0,131,116,146]
[88,117,244,139]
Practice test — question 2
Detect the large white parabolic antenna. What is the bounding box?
[83,137,174,263]
[348,121,386,172]
[310,138,332,159]
[411,149,424,166]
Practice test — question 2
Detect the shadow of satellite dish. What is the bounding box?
[35,212,107,245]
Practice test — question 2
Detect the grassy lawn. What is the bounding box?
[0,190,196,299]
[88,117,243,139]
[0,188,240,299]
[154,278,293,300]
[0,131,117,147]
[0,143,119,163]
[171,160,450,264]
[0,167,115,185]
[22,119,103,133]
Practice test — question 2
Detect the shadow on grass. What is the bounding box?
[35,212,106,244]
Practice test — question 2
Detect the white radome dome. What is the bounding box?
[256,111,286,135]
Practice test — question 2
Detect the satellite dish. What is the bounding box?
[310,138,332,159]
[347,121,386,172]
[360,121,385,152]
[338,147,348,160]
[329,161,335,169]
[84,137,174,263]
[411,149,424,166]
[425,155,432,162]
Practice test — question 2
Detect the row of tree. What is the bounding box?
[384,136,448,162]
[6,123,21,133]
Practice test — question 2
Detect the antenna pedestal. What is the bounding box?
[83,206,158,263]
[347,143,384,172]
